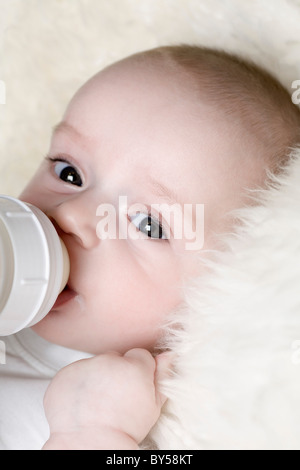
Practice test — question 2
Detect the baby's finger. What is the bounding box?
[124,348,156,373]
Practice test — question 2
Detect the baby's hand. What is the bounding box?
[43,349,169,450]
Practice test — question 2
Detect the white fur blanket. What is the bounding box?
[1,0,300,197]
[150,151,300,450]
[1,0,300,450]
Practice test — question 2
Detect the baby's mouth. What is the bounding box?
[52,284,77,310]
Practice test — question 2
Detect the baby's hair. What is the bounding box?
[134,45,300,173]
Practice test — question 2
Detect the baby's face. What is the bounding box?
[20,57,266,354]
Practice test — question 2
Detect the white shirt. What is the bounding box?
[0,328,92,450]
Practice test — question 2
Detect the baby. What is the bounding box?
[1,45,300,450]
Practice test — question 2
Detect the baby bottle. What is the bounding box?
[0,195,70,336]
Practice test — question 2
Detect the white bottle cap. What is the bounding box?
[0,195,70,336]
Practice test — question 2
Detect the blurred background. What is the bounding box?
[0,0,300,196]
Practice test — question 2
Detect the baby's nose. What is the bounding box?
[48,196,100,250]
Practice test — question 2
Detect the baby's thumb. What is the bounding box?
[154,352,174,407]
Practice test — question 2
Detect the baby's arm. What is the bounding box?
[43,349,169,450]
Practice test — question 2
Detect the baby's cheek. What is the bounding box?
[90,264,178,351]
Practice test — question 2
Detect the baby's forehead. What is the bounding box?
[69,55,197,114]
[64,57,263,174]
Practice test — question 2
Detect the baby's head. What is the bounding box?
[20,45,300,354]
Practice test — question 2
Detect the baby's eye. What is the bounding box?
[129,213,168,240]
[53,161,83,187]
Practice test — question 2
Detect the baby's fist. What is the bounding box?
[43,349,169,449]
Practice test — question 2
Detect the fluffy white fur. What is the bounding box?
[149,151,300,450]
[1,0,300,196]
[1,0,300,450]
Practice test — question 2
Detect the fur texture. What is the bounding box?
[1,0,300,450]
[1,0,300,196]
[149,151,300,449]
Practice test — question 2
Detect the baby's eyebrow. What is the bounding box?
[52,122,181,206]
[148,177,180,206]
[52,121,83,139]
